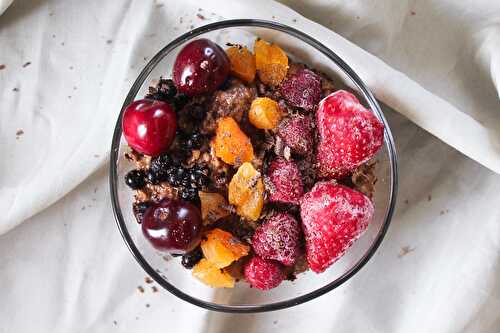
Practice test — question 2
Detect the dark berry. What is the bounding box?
[142,198,203,253]
[181,247,203,269]
[181,132,204,151]
[133,201,152,223]
[179,187,198,202]
[146,169,163,185]
[125,169,146,189]
[150,154,172,174]
[190,167,209,188]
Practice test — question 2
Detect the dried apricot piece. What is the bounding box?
[192,259,235,288]
[254,39,288,86]
[213,117,254,165]
[249,97,282,129]
[226,46,256,83]
[201,228,250,268]
[228,162,264,221]
[199,191,230,224]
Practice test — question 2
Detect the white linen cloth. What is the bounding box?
[0,0,499,332]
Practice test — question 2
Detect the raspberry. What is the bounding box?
[252,213,302,266]
[316,90,384,178]
[267,158,304,205]
[280,68,321,111]
[244,256,285,290]
[276,115,313,156]
[300,181,374,273]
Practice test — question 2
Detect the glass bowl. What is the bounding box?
[109,19,398,313]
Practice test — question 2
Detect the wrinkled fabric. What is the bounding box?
[0,0,499,332]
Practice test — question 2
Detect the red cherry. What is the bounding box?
[122,99,176,156]
[173,39,230,96]
[142,198,203,254]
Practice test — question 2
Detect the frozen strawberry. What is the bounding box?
[252,213,302,266]
[316,90,384,178]
[280,68,321,111]
[300,181,374,273]
[267,158,304,205]
[244,256,285,290]
[276,115,313,156]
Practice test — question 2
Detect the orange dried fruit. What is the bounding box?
[213,117,254,165]
[192,259,235,288]
[199,191,230,224]
[254,39,288,86]
[228,162,264,221]
[226,46,256,83]
[201,228,250,268]
[249,97,282,129]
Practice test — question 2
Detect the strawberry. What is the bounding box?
[252,213,302,266]
[300,181,374,273]
[316,90,384,178]
[277,115,313,156]
[244,256,285,290]
[267,158,304,204]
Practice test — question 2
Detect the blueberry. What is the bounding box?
[181,247,203,269]
[190,167,209,188]
[150,154,172,174]
[146,169,162,185]
[125,169,146,189]
[179,187,198,202]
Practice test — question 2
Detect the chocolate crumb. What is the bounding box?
[81,206,85,211]
[404,199,409,205]
[13,87,19,92]
[273,320,278,325]
[49,12,54,16]
[292,18,297,22]
[411,11,416,15]
[69,66,74,70]
[0,64,5,70]
[68,96,72,99]
[16,129,24,137]
[190,25,195,29]
[113,320,117,325]
[427,195,432,202]
[137,286,144,293]
[156,3,164,8]
[22,62,31,68]
[106,39,113,44]
[198,8,202,11]
[73,86,77,90]
[145,303,150,308]
[145,276,153,284]
[356,16,360,19]
[152,286,158,293]
[94,154,100,158]
[196,13,205,20]
[61,42,65,46]
[398,246,415,258]
[52,34,56,38]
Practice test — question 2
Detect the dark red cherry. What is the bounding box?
[122,99,176,156]
[142,198,202,254]
[172,38,230,96]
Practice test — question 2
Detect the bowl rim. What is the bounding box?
[109,19,398,313]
